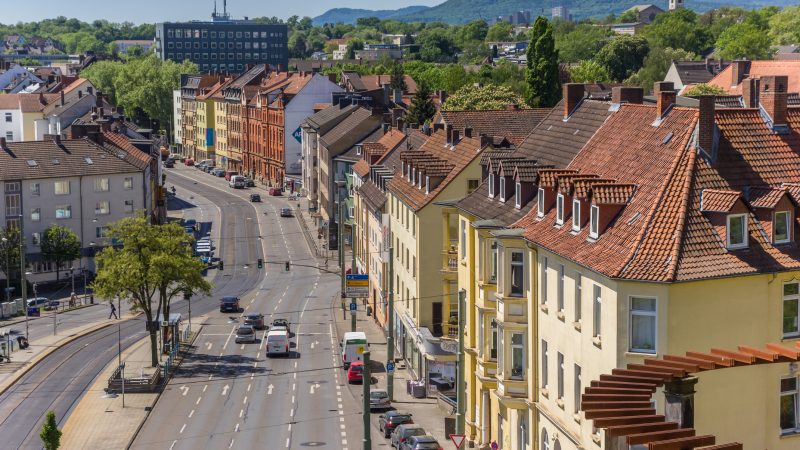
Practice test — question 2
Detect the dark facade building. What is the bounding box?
[155,8,288,74]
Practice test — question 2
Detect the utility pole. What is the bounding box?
[19,218,28,340]
[362,350,372,450]
[351,210,357,332]
[387,246,395,400]
[455,288,466,436]
[2,237,9,303]
[339,202,345,295]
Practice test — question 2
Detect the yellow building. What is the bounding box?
[212,82,229,168]
[195,80,225,163]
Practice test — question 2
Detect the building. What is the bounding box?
[180,74,221,160]
[154,5,288,74]
[626,4,664,24]
[436,107,550,147]
[0,65,45,94]
[354,45,403,62]
[669,0,685,10]
[0,132,152,279]
[551,6,571,21]
[606,22,645,36]
[195,78,226,163]
[492,11,531,26]
[707,59,800,96]
[664,59,729,93]
[332,44,349,61]
[0,93,53,143]
[221,65,267,172]
[172,89,182,150]
[112,40,154,53]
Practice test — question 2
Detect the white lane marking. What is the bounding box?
[180,385,189,396]
[247,383,251,392]
[208,374,214,381]
[267,384,274,395]
[293,372,297,380]
[240,344,245,350]
[234,423,240,432]
[180,424,186,434]
[196,397,202,405]
[189,409,195,418]
[169,440,177,450]
[222,384,230,396]
[203,385,208,393]
[340,431,347,437]
[206,342,213,350]
[222,325,235,350]
[340,424,346,430]
[291,395,295,403]
[253,361,258,368]
[290,408,294,416]
[229,438,235,449]
[292,384,296,392]
[239,409,244,418]
[340,417,345,422]
[285,438,290,448]
[243,396,248,405]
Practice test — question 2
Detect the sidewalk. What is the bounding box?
[332,296,450,446]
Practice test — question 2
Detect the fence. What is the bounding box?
[107,364,162,393]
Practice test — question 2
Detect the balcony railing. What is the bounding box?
[442,251,458,272]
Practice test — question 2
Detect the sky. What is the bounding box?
[1,0,443,24]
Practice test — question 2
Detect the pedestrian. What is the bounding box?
[69,293,77,308]
[109,302,118,320]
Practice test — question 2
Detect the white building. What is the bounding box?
[173,89,182,150]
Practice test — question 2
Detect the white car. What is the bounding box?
[266,330,290,357]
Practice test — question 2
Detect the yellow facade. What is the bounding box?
[195,99,216,161]
[21,112,41,141]
[214,99,228,167]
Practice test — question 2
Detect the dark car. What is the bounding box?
[164,160,175,168]
[244,177,256,187]
[213,168,225,177]
[43,300,61,311]
[244,313,265,330]
[280,208,293,217]
[379,411,414,438]
[399,435,441,450]
[219,296,240,313]
[249,193,261,203]
[269,187,282,196]
[391,424,426,448]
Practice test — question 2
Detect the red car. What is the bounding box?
[269,187,282,196]
[347,361,364,383]
[184,158,195,166]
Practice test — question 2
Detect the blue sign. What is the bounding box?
[386,362,395,373]
[27,307,40,317]
[292,126,302,143]
[349,303,358,311]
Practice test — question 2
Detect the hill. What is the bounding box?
[312,6,430,25]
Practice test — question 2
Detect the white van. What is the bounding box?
[341,331,368,368]
[266,330,290,357]
[229,175,245,189]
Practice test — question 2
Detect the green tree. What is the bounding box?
[40,410,62,450]
[82,60,125,105]
[643,9,709,55]
[444,84,521,111]
[457,20,489,45]
[618,9,639,23]
[40,225,81,281]
[486,22,514,42]
[0,227,21,286]
[404,81,437,126]
[416,28,457,63]
[716,23,773,60]
[345,39,364,59]
[699,7,749,41]
[525,16,561,108]
[596,35,650,81]
[555,24,612,63]
[631,47,695,94]
[390,62,407,92]
[683,83,727,96]
[768,6,800,45]
[288,31,308,58]
[569,60,611,83]
[92,216,212,367]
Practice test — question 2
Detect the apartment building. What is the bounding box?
[172,89,182,150]
[180,74,220,160]
[195,78,226,162]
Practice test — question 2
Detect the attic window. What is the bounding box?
[589,205,600,239]
[85,157,94,165]
[26,160,38,167]
[662,132,674,145]
[489,173,495,198]
[515,182,522,209]
[572,199,581,231]
[775,210,791,244]
[356,145,362,156]
[556,194,565,225]
[499,178,506,203]
[726,214,748,250]
[52,158,60,165]
[537,188,545,218]
[425,176,430,194]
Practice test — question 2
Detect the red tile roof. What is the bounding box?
[592,183,637,205]
[708,60,800,95]
[438,108,551,146]
[700,189,741,212]
[353,159,371,178]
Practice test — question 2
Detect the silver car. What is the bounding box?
[399,435,441,450]
[234,325,256,344]
[391,424,426,448]
[369,389,391,410]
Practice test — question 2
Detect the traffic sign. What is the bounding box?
[292,126,302,143]
[386,362,395,373]
[349,303,357,311]
[450,434,466,449]
[345,274,369,298]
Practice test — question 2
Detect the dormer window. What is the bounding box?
[499,178,506,203]
[572,199,581,231]
[537,188,545,218]
[775,210,791,244]
[556,194,565,225]
[410,167,415,185]
[425,176,430,194]
[589,205,599,239]
[356,145,362,156]
[726,214,748,249]
[489,173,495,198]
[515,182,522,209]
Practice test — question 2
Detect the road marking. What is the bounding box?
[247,383,251,392]
[240,344,245,350]
[291,394,295,403]
[292,384,296,392]
[340,417,345,422]
[203,385,208,393]
[286,438,290,448]
[256,351,261,359]
[222,325,235,350]
[206,342,213,350]
[340,424,346,430]
[180,385,189,396]
[243,395,248,405]
[196,397,202,405]
[180,424,186,434]
[229,438,235,449]
[235,423,240,432]
[294,361,298,369]
[208,374,214,381]
[267,384,274,395]
[290,408,294,416]
[310,382,320,394]
[222,384,230,396]
[253,362,258,368]
[169,440,177,450]
[293,372,297,380]
[338,403,343,409]
[239,409,244,418]
[341,431,347,437]
[189,409,195,418]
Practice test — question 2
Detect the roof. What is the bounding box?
[303,104,359,133]
[353,159,371,178]
[700,189,741,212]
[319,107,381,154]
[708,60,800,95]
[387,129,484,212]
[101,131,152,171]
[353,128,407,177]
[0,137,148,180]
[438,108,550,146]
[671,60,729,86]
[358,180,387,211]
[0,93,54,112]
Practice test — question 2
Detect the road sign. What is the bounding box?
[349,303,357,311]
[386,362,395,373]
[161,320,169,327]
[345,274,369,298]
[450,434,466,449]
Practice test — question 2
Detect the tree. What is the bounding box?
[486,22,514,42]
[630,47,695,94]
[457,20,489,45]
[390,62,407,92]
[82,60,124,105]
[683,83,727,96]
[0,227,21,285]
[525,16,561,108]
[768,6,800,45]
[404,81,436,126]
[345,39,364,59]
[444,84,522,111]
[40,410,62,450]
[288,31,308,58]
[555,24,612,63]
[596,35,650,82]
[92,216,212,367]
[40,225,81,281]
[416,28,457,63]
[716,23,773,60]
[643,9,710,55]
[618,9,639,23]
[569,60,611,83]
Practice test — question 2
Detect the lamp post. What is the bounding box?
[2,237,9,303]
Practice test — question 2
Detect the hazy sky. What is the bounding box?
[2,0,444,24]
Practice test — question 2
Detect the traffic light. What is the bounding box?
[285,261,290,272]
[257,258,263,269]
[218,260,224,271]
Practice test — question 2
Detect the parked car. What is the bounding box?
[399,435,441,450]
[244,177,255,187]
[379,411,414,438]
[235,325,256,344]
[369,389,391,410]
[244,313,265,330]
[184,158,195,166]
[43,300,61,311]
[391,425,426,448]
[271,318,290,333]
[280,207,293,217]
[229,175,246,189]
[219,296,240,313]
[224,171,238,181]
[347,361,364,384]
[164,160,175,168]
[25,297,50,309]
[249,193,261,202]
[183,219,197,230]
[269,187,282,196]
[213,168,225,177]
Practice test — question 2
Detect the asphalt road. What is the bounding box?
[131,166,358,450]
[0,169,264,450]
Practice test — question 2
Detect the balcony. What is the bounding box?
[441,251,458,274]
[496,296,527,325]
[476,359,498,383]
[496,376,527,400]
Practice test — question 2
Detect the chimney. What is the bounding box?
[563,83,585,118]
[730,60,750,87]
[611,86,644,105]
[52,135,61,146]
[479,134,492,148]
[87,86,93,95]
[759,75,789,130]
[654,81,676,117]
[697,95,716,154]
[742,77,760,108]
[382,84,390,105]
[397,118,405,132]
[60,90,65,106]
[445,124,453,144]
[78,90,82,99]
[96,91,103,107]
[452,129,460,145]
[464,127,473,138]
[383,122,390,134]
[0,137,6,149]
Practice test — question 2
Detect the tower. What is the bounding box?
[669,0,684,10]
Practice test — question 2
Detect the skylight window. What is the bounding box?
[26,160,38,167]
[85,157,94,165]
[52,158,60,165]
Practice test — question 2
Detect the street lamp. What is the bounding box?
[2,237,9,303]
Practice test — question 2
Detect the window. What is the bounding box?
[490,319,498,360]
[541,340,548,388]
[538,190,546,216]
[589,205,599,238]
[776,211,791,244]
[593,285,602,338]
[557,352,564,399]
[499,178,506,202]
[6,131,13,141]
[489,240,498,283]
[31,208,40,222]
[55,205,72,219]
[489,174,496,197]
[557,264,565,312]
[781,377,799,433]
[727,214,747,249]
[94,177,110,192]
[630,297,657,353]
[468,179,479,194]
[54,180,70,195]
[515,182,522,208]
[575,272,582,322]
[31,232,41,246]
[95,201,110,215]
[511,333,524,380]
[572,199,581,231]
[96,226,109,238]
[124,200,134,213]
[574,364,582,413]
[460,220,466,260]
[541,430,549,450]
[541,256,548,305]
[510,251,524,297]
[4,112,11,122]
[783,283,800,338]
[477,311,485,357]
[556,194,565,225]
